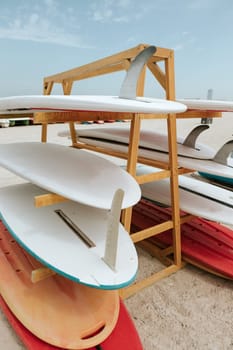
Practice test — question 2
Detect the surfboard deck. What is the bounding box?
[0,142,141,210]
[132,199,233,279]
[0,295,143,350]
[74,126,233,178]
[0,95,187,114]
[2,96,233,115]
[0,183,138,289]
[0,221,120,349]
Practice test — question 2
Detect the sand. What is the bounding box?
[0,114,233,350]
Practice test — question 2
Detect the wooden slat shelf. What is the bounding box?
[34,110,221,124]
[34,43,217,297]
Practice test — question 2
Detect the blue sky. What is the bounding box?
[0,0,233,99]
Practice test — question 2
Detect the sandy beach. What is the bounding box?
[0,114,233,350]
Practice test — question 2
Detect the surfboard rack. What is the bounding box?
[33,43,225,297]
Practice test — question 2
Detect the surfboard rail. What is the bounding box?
[0,183,138,290]
[0,142,141,210]
[73,126,233,178]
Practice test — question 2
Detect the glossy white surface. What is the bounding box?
[178,98,233,112]
[76,126,215,159]
[137,165,233,226]
[0,183,138,289]
[0,142,141,209]
[77,127,233,178]
[0,95,187,114]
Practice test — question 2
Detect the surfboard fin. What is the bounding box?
[213,140,233,166]
[182,124,209,149]
[119,46,156,99]
[103,189,124,271]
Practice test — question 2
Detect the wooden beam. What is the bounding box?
[165,50,182,268]
[62,81,73,95]
[136,65,146,96]
[72,141,172,170]
[135,169,171,184]
[121,114,141,231]
[43,81,54,95]
[31,267,56,283]
[34,110,134,124]
[44,44,147,84]
[34,193,68,208]
[147,61,166,89]
[34,110,170,124]
[131,220,174,243]
[177,110,222,119]
[119,264,181,299]
[43,44,172,88]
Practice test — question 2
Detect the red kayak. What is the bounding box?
[132,199,233,279]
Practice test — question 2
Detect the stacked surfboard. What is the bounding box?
[0,46,188,349]
[72,123,233,226]
[0,103,186,349]
[0,95,185,348]
[0,141,144,349]
[70,122,233,280]
[1,43,233,347]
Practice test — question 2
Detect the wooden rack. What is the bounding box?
[34,43,221,298]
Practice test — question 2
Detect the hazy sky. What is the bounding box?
[1,0,233,99]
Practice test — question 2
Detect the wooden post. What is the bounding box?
[121,114,141,232]
[165,50,182,267]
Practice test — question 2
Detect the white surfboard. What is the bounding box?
[136,165,233,226]
[74,126,233,179]
[0,183,138,289]
[73,125,215,159]
[2,93,233,116]
[178,98,233,112]
[0,142,141,210]
[0,94,187,114]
